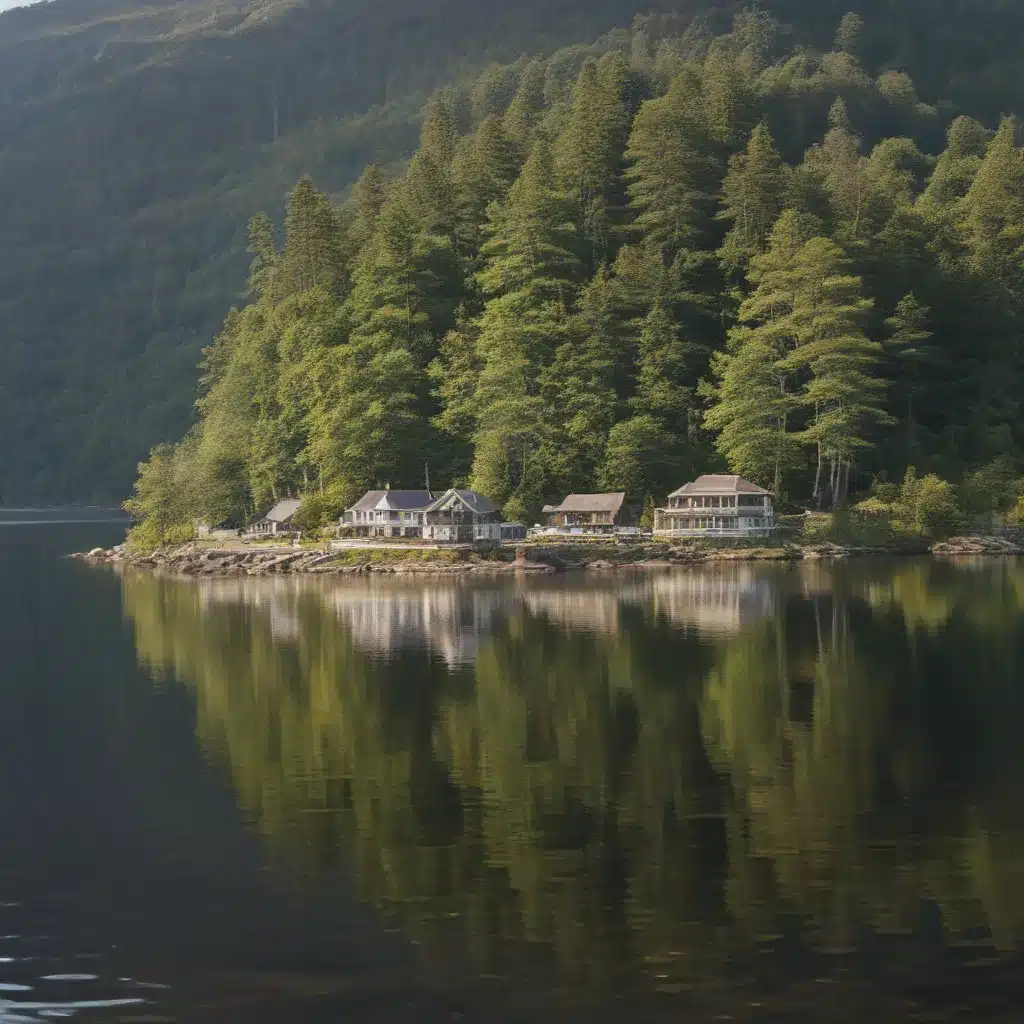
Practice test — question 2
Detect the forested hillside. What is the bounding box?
[4,0,1024,505]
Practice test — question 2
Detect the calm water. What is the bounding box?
[3,516,1024,1022]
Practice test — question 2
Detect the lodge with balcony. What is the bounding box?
[653,475,775,538]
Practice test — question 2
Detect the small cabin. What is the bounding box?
[248,498,303,537]
[548,493,627,534]
[654,476,775,538]
[423,489,501,544]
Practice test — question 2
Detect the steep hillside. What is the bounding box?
[2,0,1024,502]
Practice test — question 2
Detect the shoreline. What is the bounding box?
[72,534,1024,578]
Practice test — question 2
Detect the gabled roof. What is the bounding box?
[669,475,772,497]
[376,490,434,511]
[425,488,499,515]
[347,490,388,513]
[553,492,627,514]
[265,498,302,523]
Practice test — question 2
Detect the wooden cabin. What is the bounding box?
[548,493,627,534]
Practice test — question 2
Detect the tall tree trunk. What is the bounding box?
[812,442,824,510]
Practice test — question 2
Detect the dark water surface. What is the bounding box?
[3,517,1024,1022]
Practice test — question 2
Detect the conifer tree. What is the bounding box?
[704,209,814,496]
[700,42,760,147]
[428,314,481,482]
[555,58,630,265]
[246,213,280,302]
[718,122,789,271]
[883,293,934,456]
[626,72,722,259]
[963,118,1024,291]
[279,177,346,298]
[452,116,523,257]
[919,116,989,209]
[503,58,547,146]
[538,268,619,490]
[470,140,582,505]
[347,165,388,255]
[406,97,459,241]
[780,236,890,506]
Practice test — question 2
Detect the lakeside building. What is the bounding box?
[341,490,387,536]
[342,489,435,538]
[653,476,775,539]
[248,498,303,537]
[422,488,502,543]
[545,493,628,535]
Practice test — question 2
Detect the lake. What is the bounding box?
[2,517,1024,1022]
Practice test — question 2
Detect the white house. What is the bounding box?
[342,489,436,538]
[653,475,775,538]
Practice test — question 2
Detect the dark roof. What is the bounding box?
[376,490,435,511]
[425,488,499,515]
[553,492,627,514]
[347,490,388,513]
[670,475,772,497]
[265,498,302,523]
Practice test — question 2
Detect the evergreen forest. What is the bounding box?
[7,0,1024,516]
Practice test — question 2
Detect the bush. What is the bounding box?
[899,468,963,538]
[126,518,195,552]
[291,490,344,534]
[1006,496,1024,527]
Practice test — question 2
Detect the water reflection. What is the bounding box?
[121,561,1024,1014]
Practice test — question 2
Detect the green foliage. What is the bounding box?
[99,4,1024,541]
[122,443,198,550]
[290,491,343,534]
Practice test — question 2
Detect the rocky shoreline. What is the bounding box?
[71,533,1024,578]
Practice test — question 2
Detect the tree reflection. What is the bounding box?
[122,562,1024,1003]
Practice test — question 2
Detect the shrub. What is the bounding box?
[126,518,195,552]
[900,468,963,538]
[292,490,344,534]
[1006,496,1024,527]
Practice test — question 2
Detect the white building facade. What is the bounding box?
[654,475,775,539]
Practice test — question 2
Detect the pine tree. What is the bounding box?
[598,415,670,500]
[632,302,695,438]
[246,213,279,302]
[554,58,630,265]
[406,97,459,241]
[470,140,582,505]
[279,177,346,298]
[779,236,890,507]
[428,314,481,481]
[963,118,1024,291]
[452,116,523,257]
[626,72,722,259]
[700,41,760,147]
[802,100,885,247]
[703,334,802,495]
[347,165,388,255]
[538,268,619,491]
[718,122,789,271]
[703,210,815,497]
[919,116,989,209]
[503,58,547,146]
[883,293,934,459]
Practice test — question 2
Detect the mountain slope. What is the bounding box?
[2,0,1024,501]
